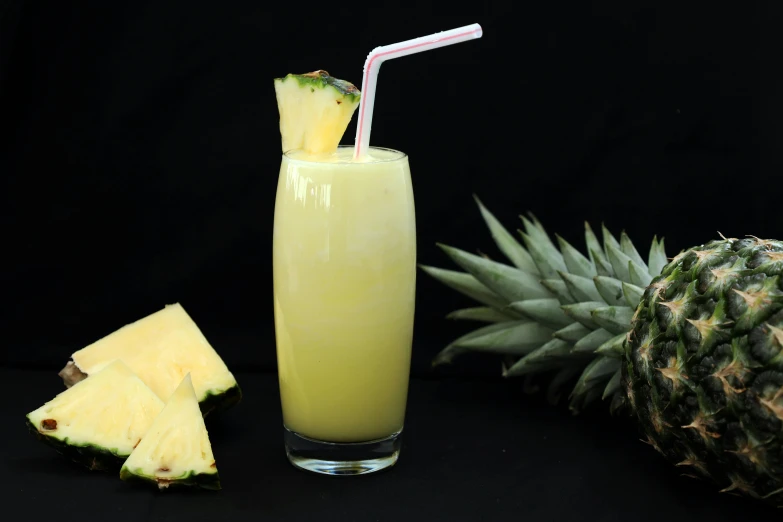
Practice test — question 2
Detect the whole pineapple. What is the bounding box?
[422,196,783,504]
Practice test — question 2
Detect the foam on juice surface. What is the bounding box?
[286,146,404,165]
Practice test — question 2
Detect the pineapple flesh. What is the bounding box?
[27,360,164,470]
[424,196,783,505]
[58,303,241,417]
[274,70,360,154]
[120,373,220,490]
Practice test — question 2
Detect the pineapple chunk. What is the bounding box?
[120,373,220,490]
[58,303,240,416]
[26,360,164,470]
[274,70,360,154]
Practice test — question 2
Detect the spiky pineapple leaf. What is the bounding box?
[606,244,634,284]
[508,298,573,329]
[553,322,591,343]
[572,328,615,354]
[540,279,575,304]
[609,392,626,414]
[591,306,634,335]
[520,214,556,251]
[447,307,516,323]
[454,321,554,353]
[503,339,575,377]
[561,301,606,329]
[556,235,596,278]
[620,231,647,270]
[594,333,626,358]
[473,195,539,274]
[584,222,607,267]
[602,369,622,400]
[648,236,668,277]
[571,385,604,413]
[519,230,568,280]
[571,355,620,399]
[419,265,509,310]
[628,260,653,287]
[432,322,514,365]
[590,248,615,277]
[433,321,554,365]
[424,204,669,418]
[526,212,551,235]
[622,282,644,309]
[437,245,551,302]
[593,275,626,306]
[601,224,622,260]
[560,272,604,303]
[546,365,583,405]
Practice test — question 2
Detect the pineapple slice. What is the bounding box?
[26,360,164,470]
[120,373,220,490]
[274,69,360,154]
[58,303,241,417]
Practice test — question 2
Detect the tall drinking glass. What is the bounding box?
[272,145,416,475]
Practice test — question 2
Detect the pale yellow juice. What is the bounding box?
[272,146,416,443]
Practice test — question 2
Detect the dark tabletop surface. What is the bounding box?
[2,363,772,522]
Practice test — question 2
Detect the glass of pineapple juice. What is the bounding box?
[272,144,416,475]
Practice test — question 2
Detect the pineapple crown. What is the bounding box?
[420,195,671,414]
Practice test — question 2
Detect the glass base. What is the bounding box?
[283,427,402,476]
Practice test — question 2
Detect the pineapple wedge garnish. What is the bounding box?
[274,70,360,154]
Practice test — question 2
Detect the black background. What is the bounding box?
[1,1,782,519]
[2,0,776,374]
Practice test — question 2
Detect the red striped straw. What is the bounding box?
[352,23,483,160]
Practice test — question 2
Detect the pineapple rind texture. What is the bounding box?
[24,420,125,471]
[273,69,360,101]
[627,237,783,503]
[425,196,783,504]
[119,466,220,491]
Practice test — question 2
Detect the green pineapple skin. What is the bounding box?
[119,466,221,491]
[625,237,783,503]
[199,384,242,418]
[274,70,360,102]
[25,418,124,471]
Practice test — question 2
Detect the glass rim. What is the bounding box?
[282,145,407,165]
